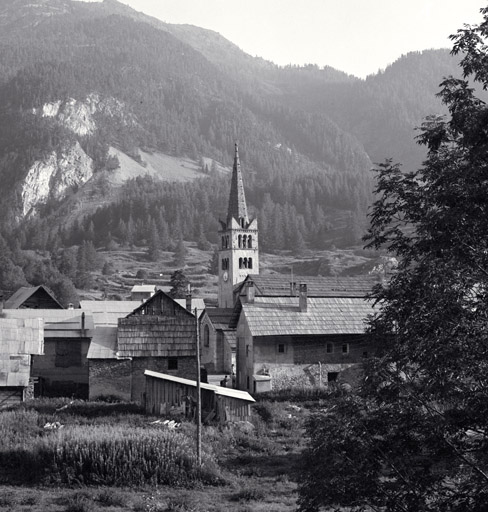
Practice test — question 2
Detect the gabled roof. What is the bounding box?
[4,286,63,309]
[204,308,234,330]
[240,296,375,337]
[80,300,140,326]
[237,274,379,299]
[127,290,195,318]
[144,370,255,402]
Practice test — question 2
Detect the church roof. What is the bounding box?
[226,143,249,225]
[237,274,379,298]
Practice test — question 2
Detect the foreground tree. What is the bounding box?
[299,8,488,512]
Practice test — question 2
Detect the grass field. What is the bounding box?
[0,392,328,512]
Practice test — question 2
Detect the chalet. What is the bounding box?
[233,282,376,393]
[144,370,255,423]
[4,285,64,309]
[0,317,44,407]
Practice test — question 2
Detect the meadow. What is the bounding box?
[0,391,328,511]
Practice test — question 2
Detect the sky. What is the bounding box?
[88,0,485,78]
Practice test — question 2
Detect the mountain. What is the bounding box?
[0,0,465,300]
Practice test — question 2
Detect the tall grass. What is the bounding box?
[0,408,222,487]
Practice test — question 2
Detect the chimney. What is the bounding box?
[81,312,86,337]
[290,281,297,296]
[299,283,308,312]
[246,281,255,303]
[186,284,192,312]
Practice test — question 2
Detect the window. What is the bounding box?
[328,372,339,382]
[242,236,247,248]
[246,344,250,356]
[248,235,252,248]
[342,343,349,354]
[168,358,178,370]
[221,236,225,249]
[246,375,250,389]
[278,343,285,353]
[248,257,253,269]
[326,343,333,353]
[204,325,210,347]
[238,234,242,248]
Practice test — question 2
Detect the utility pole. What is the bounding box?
[195,306,202,466]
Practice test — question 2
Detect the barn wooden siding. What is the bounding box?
[144,371,254,423]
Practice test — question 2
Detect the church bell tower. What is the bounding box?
[218,143,259,308]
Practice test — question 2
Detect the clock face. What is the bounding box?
[223,271,229,282]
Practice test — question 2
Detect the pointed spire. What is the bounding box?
[227,143,249,226]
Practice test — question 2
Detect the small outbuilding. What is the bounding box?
[144,370,255,423]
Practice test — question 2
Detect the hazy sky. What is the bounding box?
[110,0,485,78]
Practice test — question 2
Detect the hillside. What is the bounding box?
[0,0,465,301]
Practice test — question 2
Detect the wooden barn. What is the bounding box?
[4,285,64,310]
[144,370,255,423]
[116,290,198,402]
[0,318,44,407]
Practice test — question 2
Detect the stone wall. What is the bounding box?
[89,359,131,401]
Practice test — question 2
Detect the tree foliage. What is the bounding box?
[299,8,488,512]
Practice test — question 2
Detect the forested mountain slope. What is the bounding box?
[0,0,464,302]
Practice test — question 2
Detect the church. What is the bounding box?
[201,144,379,393]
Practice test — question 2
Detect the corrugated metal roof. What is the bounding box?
[0,318,44,387]
[2,310,94,332]
[80,301,140,326]
[241,297,375,336]
[237,275,379,298]
[87,327,118,359]
[144,370,255,402]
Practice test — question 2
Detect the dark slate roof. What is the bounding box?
[205,308,234,330]
[226,143,249,225]
[240,296,376,337]
[237,274,379,298]
[4,286,63,309]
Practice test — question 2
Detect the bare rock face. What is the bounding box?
[21,141,93,217]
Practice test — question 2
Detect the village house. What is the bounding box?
[130,284,156,302]
[86,291,199,403]
[232,281,376,392]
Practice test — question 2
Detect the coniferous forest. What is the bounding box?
[0,0,466,302]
